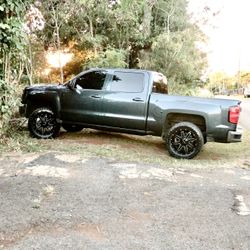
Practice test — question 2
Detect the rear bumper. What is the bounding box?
[19,104,27,117]
[227,126,242,142]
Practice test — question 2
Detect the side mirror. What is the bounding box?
[113,75,121,82]
[68,80,75,90]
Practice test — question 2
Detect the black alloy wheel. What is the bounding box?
[28,108,60,139]
[166,122,204,159]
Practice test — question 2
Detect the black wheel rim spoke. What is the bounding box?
[177,144,183,152]
[183,145,188,154]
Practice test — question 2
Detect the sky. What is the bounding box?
[188,0,250,75]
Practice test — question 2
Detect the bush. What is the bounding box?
[168,79,213,97]
[0,79,21,137]
[86,48,128,68]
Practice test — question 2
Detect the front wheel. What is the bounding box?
[166,122,204,159]
[28,108,60,139]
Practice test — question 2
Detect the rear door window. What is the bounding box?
[110,71,144,93]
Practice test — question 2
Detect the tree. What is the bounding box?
[31,0,207,89]
[208,72,237,94]
[139,0,207,88]
[41,0,77,83]
[24,2,45,85]
[0,0,29,135]
[240,72,250,86]
[86,48,128,68]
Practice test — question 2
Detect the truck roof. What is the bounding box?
[88,68,159,74]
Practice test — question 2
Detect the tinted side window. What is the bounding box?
[75,71,106,90]
[110,72,144,93]
[152,73,168,94]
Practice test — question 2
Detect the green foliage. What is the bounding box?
[37,0,206,86]
[208,72,237,93]
[0,0,27,52]
[207,70,250,94]
[0,130,48,153]
[86,48,128,68]
[239,71,250,86]
[169,80,197,96]
[140,29,207,86]
[0,0,29,137]
[0,78,21,135]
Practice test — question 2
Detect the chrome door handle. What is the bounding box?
[132,97,143,102]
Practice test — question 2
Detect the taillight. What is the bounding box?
[229,105,241,124]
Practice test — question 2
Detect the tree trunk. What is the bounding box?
[26,37,33,85]
[166,0,175,41]
[55,22,64,84]
[52,4,64,84]
[142,0,154,38]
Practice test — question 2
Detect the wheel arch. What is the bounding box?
[26,92,61,119]
[162,112,207,139]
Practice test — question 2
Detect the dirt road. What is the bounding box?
[0,152,250,249]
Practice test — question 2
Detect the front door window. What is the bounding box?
[61,70,107,124]
[75,70,107,90]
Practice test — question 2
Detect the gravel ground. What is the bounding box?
[0,152,250,250]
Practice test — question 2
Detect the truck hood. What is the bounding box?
[21,84,67,103]
[24,84,67,91]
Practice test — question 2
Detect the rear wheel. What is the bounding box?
[166,122,204,159]
[62,124,84,132]
[28,108,60,139]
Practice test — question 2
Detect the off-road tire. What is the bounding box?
[166,122,204,159]
[28,108,60,139]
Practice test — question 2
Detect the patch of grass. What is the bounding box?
[0,130,48,154]
[40,129,250,169]
[1,127,249,169]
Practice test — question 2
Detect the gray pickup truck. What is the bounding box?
[20,68,242,159]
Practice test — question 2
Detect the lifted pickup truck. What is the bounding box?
[20,68,242,159]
